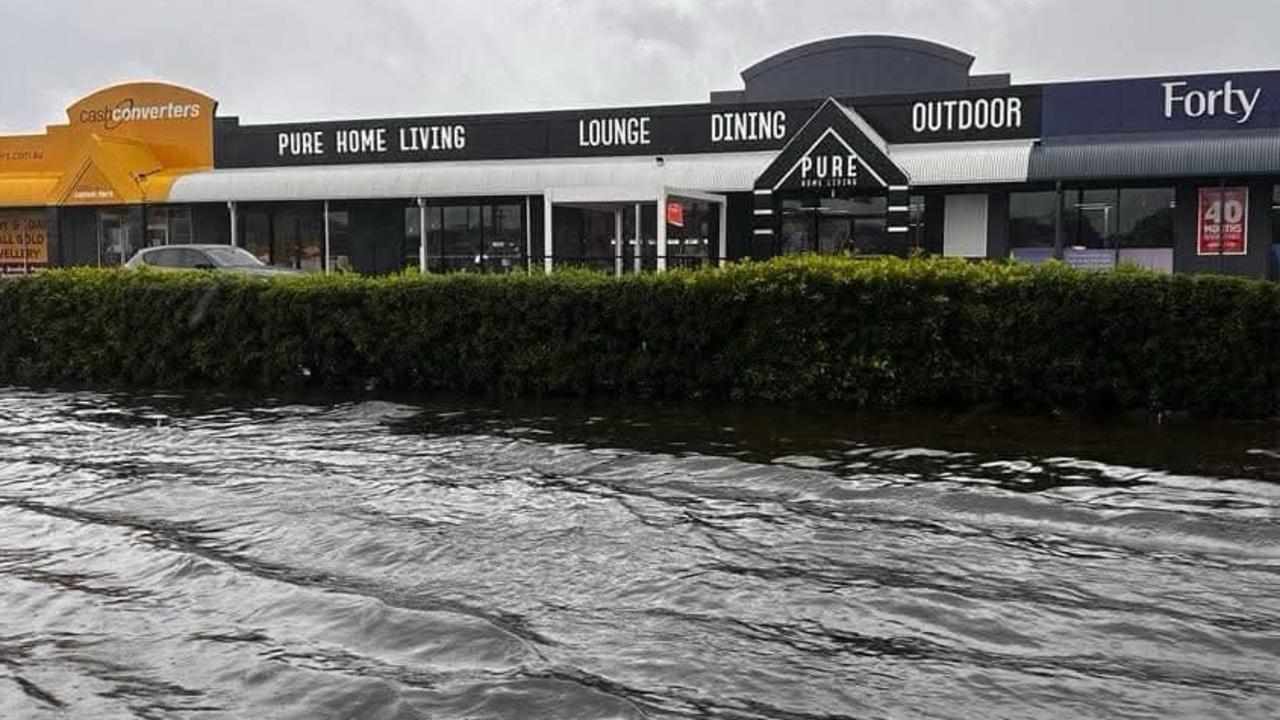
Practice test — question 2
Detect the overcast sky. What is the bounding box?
[0,0,1276,132]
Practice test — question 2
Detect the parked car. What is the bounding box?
[125,245,305,277]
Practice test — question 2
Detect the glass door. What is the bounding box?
[97,208,133,266]
[1068,190,1119,270]
[817,213,853,254]
[778,194,891,256]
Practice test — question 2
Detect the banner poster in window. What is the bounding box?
[1198,187,1249,256]
[666,201,685,228]
[0,211,48,273]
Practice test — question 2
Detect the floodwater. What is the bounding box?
[0,388,1277,720]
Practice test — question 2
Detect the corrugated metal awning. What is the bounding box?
[1029,131,1280,182]
[168,153,775,203]
[889,140,1034,185]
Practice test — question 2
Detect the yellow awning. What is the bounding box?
[0,175,58,208]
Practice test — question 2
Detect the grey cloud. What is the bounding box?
[0,0,1275,132]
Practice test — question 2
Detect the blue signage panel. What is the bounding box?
[1042,70,1280,137]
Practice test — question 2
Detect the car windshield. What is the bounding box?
[202,246,266,268]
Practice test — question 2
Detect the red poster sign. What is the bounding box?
[666,201,685,228]
[1197,187,1249,256]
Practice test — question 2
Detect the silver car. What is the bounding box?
[125,245,306,277]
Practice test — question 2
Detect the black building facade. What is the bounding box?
[7,35,1280,277]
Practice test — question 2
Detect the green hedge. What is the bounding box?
[2,256,1280,416]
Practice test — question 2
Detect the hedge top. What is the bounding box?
[2,256,1278,416]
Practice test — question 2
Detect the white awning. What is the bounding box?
[167,152,776,203]
[166,143,1036,203]
[890,140,1034,185]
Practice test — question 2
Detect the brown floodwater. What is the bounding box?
[0,388,1277,719]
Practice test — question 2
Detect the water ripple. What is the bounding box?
[0,388,1277,719]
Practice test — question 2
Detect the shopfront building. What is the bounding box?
[1,35,1277,276]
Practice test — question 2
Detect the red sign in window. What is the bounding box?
[1197,187,1249,256]
[666,201,685,228]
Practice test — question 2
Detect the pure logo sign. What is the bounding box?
[1163,80,1261,124]
[798,154,859,189]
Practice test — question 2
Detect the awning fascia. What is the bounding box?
[889,140,1034,186]
[168,152,776,204]
[1028,131,1280,182]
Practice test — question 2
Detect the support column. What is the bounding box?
[525,196,533,273]
[227,201,238,248]
[718,201,728,267]
[633,203,642,273]
[614,208,624,277]
[543,192,554,274]
[1053,181,1064,259]
[417,198,428,274]
[267,209,276,265]
[323,200,331,274]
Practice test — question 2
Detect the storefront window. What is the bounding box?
[622,204,658,273]
[1066,190,1114,249]
[420,202,527,273]
[297,213,324,272]
[1272,185,1279,246]
[242,210,270,263]
[1009,192,1058,251]
[328,209,351,272]
[777,195,891,256]
[1011,189,1173,270]
[144,206,193,247]
[667,199,716,270]
[484,204,525,272]
[396,206,419,272]
[779,199,814,256]
[908,195,927,253]
[1116,188,1175,248]
[849,197,890,256]
[1061,188,1175,272]
[441,206,481,270]
[1270,186,1280,279]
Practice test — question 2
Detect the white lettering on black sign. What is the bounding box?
[278,131,325,157]
[399,125,467,152]
[578,117,651,147]
[711,111,787,143]
[799,154,859,189]
[276,125,470,158]
[336,127,387,154]
[1163,80,1261,124]
[911,97,1024,134]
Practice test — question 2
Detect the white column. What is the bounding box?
[323,200,331,274]
[543,192,554,274]
[525,196,533,273]
[718,200,728,267]
[419,196,430,271]
[633,203,642,273]
[656,192,668,273]
[227,201,238,247]
[614,208,624,277]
